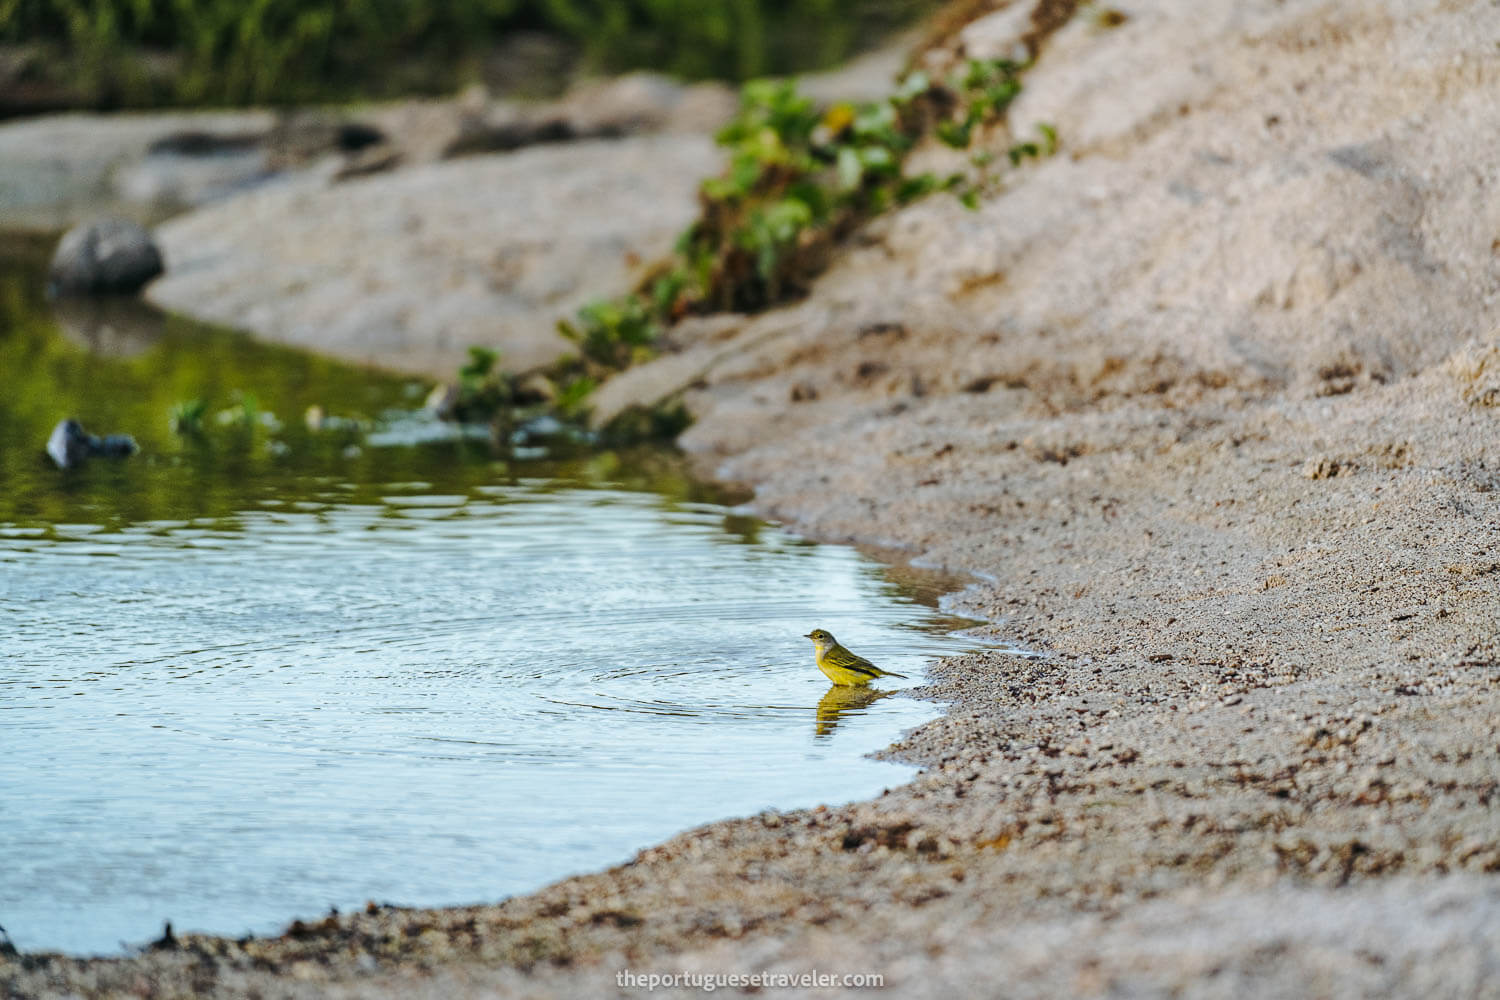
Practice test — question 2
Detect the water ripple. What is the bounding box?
[0,477,1012,956]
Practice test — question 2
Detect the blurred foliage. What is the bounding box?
[934,57,1022,149]
[167,396,208,435]
[1007,120,1057,165]
[667,58,1048,314]
[452,344,514,418]
[0,0,932,107]
[670,72,945,314]
[523,58,1050,432]
[557,295,659,371]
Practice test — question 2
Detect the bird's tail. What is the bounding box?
[880,669,908,679]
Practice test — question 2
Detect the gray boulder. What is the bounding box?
[48,217,164,297]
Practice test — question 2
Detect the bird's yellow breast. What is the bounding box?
[814,647,878,686]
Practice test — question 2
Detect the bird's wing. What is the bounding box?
[843,650,907,679]
[835,650,884,678]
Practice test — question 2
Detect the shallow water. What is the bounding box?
[0,235,993,955]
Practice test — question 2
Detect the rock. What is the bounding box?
[796,30,921,107]
[45,419,90,469]
[47,218,164,297]
[443,116,578,158]
[46,419,138,469]
[444,72,739,160]
[266,112,386,170]
[146,134,723,377]
[333,143,403,181]
[663,83,739,134]
[586,314,751,430]
[0,109,277,230]
[94,434,139,457]
[113,134,272,212]
[147,130,263,156]
[587,349,713,431]
[556,73,692,135]
[956,5,1034,64]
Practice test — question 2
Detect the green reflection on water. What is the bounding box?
[0,233,739,532]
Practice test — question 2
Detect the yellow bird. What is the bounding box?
[804,629,907,686]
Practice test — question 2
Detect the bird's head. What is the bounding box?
[804,628,835,648]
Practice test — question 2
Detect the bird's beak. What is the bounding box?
[803,632,814,639]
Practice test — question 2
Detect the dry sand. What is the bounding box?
[7,0,1500,996]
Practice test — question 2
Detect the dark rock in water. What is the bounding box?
[48,218,164,297]
[46,419,138,469]
[46,419,92,469]
[94,434,139,458]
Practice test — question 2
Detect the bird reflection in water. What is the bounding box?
[814,685,898,738]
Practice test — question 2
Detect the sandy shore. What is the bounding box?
[7,0,1500,997]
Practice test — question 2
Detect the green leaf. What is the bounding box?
[460,345,498,381]
[937,120,972,148]
[1038,122,1059,155]
[895,173,940,203]
[1007,141,1039,166]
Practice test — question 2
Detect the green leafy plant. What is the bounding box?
[168,397,208,436]
[459,344,500,383]
[556,296,660,372]
[936,59,1024,149]
[553,375,597,419]
[668,74,939,314]
[1008,121,1059,165]
[452,56,1050,430]
[453,344,514,418]
[669,58,1050,308]
[214,391,262,430]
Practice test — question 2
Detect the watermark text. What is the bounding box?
[617,969,884,992]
